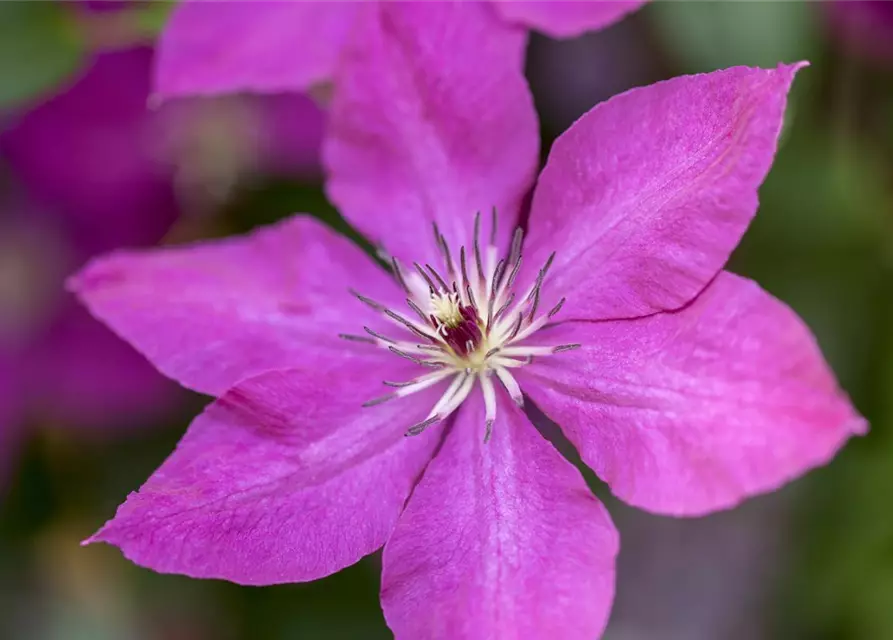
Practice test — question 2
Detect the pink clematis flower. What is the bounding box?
[73,4,864,637]
[0,48,181,484]
[153,0,647,102]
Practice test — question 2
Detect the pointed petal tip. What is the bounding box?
[81,522,113,547]
[777,60,810,82]
[65,255,107,294]
[382,392,619,638]
[64,271,83,295]
[518,274,866,518]
[64,256,124,297]
[848,415,870,436]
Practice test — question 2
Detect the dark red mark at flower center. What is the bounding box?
[436,304,482,356]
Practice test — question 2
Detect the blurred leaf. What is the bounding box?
[132,1,176,39]
[775,283,893,638]
[730,119,889,391]
[223,179,379,260]
[782,429,893,638]
[647,0,819,72]
[0,2,87,109]
[745,126,888,253]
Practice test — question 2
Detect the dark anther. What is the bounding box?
[465,283,478,311]
[406,298,429,324]
[391,257,410,293]
[542,251,556,277]
[425,263,450,291]
[508,227,523,267]
[432,222,454,275]
[363,326,396,344]
[528,289,541,323]
[506,255,523,291]
[338,333,376,344]
[506,312,524,341]
[362,394,396,407]
[493,293,515,322]
[473,212,485,283]
[548,297,566,318]
[384,309,436,341]
[388,346,426,364]
[406,416,440,437]
[350,289,385,311]
[413,262,439,293]
[460,246,470,290]
[491,258,507,293]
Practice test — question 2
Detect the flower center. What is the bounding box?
[340,210,579,442]
[431,294,481,356]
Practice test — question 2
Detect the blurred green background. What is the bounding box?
[1,1,892,638]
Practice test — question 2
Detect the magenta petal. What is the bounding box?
[517,272,866,516]
[324,1,539,265]
[492,0,647,38]
[523,63,805,322]
[381,386,618,638]
[155,1,361,100]
[70,216,402,397]
[87,360,444,585]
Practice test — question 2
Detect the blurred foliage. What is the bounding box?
[0,2,86,109]
[130,2,176,39]
[648,0,821,72]
[0,1,176,112]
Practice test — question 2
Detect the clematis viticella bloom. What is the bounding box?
[0,48,181,483]
[72,3,865,638]
[152,0,647,103]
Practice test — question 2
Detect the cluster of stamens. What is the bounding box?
[339,210,578,442]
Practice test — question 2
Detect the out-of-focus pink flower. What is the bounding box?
[0,48,182,483]
[75,0,325,208]
[3,47,178,254]
[155,92,324,209]
[153,0,647,102]
[72,4,863,637]
[827,0,893,62]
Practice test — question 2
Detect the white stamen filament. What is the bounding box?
[427,372,470,418]
[497,345,556,358]
[428,373,476,422]
[394,369,454,397]
[480,372,497,443]
[494,367,523,407]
